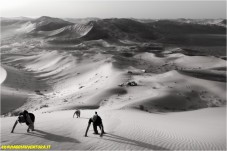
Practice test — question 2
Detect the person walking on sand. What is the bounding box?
[85,112,105,137]
[11,110,35,133]
[73,109,81,118]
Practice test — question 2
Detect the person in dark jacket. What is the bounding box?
[85,112,105,137]
[11,110,35,133]
[73,109,81,118]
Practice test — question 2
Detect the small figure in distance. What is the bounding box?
[73,109,81,118]
[85,111,105,137]
[11,110,35,133]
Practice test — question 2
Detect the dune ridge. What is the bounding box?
[0,16,226,150]
[0,66,7,84]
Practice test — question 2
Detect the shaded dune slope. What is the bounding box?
[30,16,73,32]
[1,48,226,114]
[1,16,226,150]
[1,16,226,114]
[42,18,159,43]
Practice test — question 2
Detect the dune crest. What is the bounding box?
[0,66,7,84]
[1,16,226,150]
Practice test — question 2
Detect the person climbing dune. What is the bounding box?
[85,112,105,137]
[11,110,35,133]
[73,109,81,118]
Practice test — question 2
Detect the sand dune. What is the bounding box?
[0,66,7,84]
[30,16,73,32]
[100,70,226,112]
[1,87,28,114]
[41,23,93,38]
[1,108,226,150]
[0,64,51,114]
[1,17,226,150]
[16,21,36,33]
[173,55,226,69]
[1,49,226,150]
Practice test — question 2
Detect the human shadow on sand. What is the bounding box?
[24,129,80,143]
[92,133,168,150]
[75,117,89,119]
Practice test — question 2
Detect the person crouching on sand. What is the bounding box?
[11,110,35,133]
[85,112,105,137]
[73,109,81,118]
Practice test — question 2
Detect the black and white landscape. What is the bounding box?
[0,2,226,150]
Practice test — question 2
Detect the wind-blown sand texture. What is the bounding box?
[1,17,226,150]
[1,108,226,150]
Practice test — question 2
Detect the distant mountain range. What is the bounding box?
[1,16,226,45]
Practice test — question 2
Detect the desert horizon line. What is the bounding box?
[1,16,226,20]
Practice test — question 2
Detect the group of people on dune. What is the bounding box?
[73,110,105,137]
[11,110,105,137]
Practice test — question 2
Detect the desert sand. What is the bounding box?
[1,107,226,150]
[0,66,7,84]
[0,17,226,150]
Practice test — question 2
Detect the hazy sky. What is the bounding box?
[0,0,226,19]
